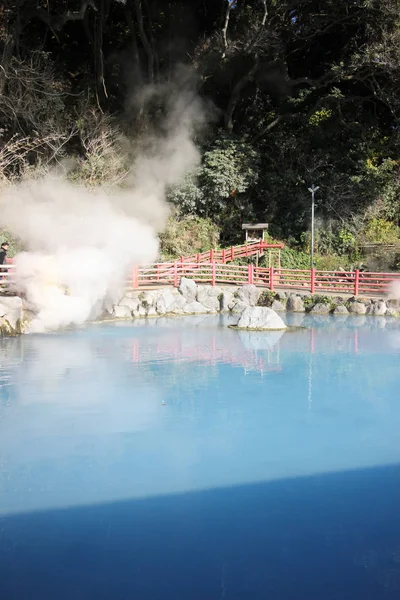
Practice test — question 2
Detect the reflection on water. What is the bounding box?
[1,314,400,599]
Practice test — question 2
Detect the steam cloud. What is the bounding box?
[0,83,204,332]
[389,281,400,300]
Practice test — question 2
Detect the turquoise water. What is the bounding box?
[1,314,400,599]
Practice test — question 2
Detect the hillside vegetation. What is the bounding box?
[2,1,400,268]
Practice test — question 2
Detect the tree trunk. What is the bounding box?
[134,0,154,82]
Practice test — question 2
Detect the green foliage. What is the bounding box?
[362,218,400,244]
[4,0,400,257]
[0,229,23,257]
[303,295,335,311]
[200,136,260,206]
[159,215,220,260]
[257,291,275,307]
[279,247,311,270]
[168,134,260,222]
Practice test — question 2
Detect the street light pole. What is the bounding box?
[308,184,319,269]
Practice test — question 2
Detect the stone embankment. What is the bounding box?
[0,296,23,336]
[2,279,399,336]
[111,278,400,320]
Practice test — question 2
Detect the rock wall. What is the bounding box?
[111,279,400,320]
[0,296,23,336]
[2,281,399,337]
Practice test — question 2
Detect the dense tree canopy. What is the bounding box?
[2,0,400,249]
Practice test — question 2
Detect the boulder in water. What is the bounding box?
[235,306,287,330]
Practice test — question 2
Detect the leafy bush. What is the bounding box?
[167,133,260,221]
[0,228,23,257]
[362,218,400,244]
[257,291,275,306]
[160,215,220,260]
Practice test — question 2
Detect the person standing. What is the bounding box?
[0,242,9,266]
[0,242,9,288]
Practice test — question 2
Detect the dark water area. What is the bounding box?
[1,314,400,599]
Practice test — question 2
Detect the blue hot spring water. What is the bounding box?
[1,313,400,599]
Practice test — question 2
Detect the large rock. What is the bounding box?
[132,306,147,318]
[348,301,367,315]
[229,300,250,314]
[333,305,349,315]
[197,285,222,312]
[235,284,260,307]
[123,290,141,300]
[179,277,197,303]
[310,302,330,315]
[183,301,210,314]
[221,290,234,312]
[271,300,285,312]
[286,295,305,312]
[118,296,140,313]
[387,299,400,309]
[139,290,158,308]
[367,300,387,316]
[155,288,176,315]
[236,306,287,330]
[274,291,287,301]
[0,296,23,330]
[114,305,132,319]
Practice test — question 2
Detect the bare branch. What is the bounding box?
[251,115,283,143]
[221,3,232,58]
[23,0,98,32]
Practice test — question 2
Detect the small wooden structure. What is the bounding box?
[242,223,269,242]
[242,223,281,268]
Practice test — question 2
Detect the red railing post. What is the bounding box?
[212,261,216,286]
[197,253,201,263]
[246,243,249,257]
[354,269,360,296]
[210,248,214,262]
[248,263,254,284]
[269,266,274,291]
[132,266,139,289]
[156,264,160,281]
[173,261,178,287]
[231,246,234,261]
[311,268,316,294]
[222,249,226,263]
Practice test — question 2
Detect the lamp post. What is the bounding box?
[308,184,319,269]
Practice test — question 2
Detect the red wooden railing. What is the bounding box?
[133,263,400,295]
[2,259,399,297]
[179,240,283,264]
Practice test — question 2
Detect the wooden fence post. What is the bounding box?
[354,269,360,296]
[248,263,254,284]
[132,266,139,289]
[212,261,216,286]
[173,261,178,287]
[311,268,316,294]
[210,248,214,262]
[222,249,226,263]
[231,246,234,261]
[269,266,274,291]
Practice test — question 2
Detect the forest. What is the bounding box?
[1,0,400,269]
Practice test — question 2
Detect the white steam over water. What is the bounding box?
[389,281,400,300]
[0,87,204,332]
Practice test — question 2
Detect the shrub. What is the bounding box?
[160,215,220,259]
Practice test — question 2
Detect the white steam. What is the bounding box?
[0,86,204,332]
[389,280,400,300]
